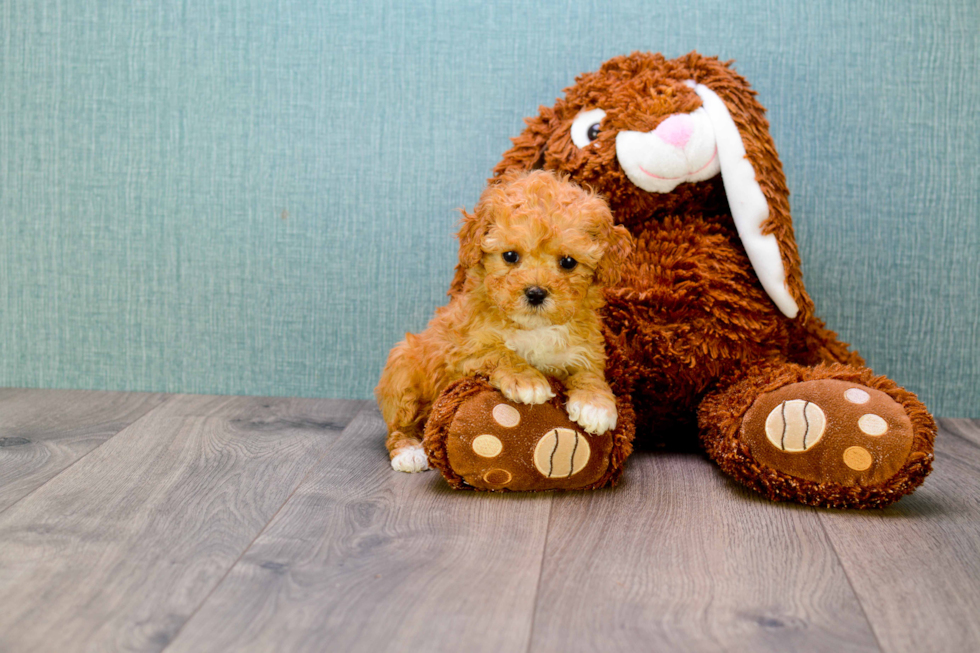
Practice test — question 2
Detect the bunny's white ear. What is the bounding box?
[686,81,800,319]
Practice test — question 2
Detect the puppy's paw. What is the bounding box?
[493,370,556,405]
[566,390,618,435]
[390,445,430,473]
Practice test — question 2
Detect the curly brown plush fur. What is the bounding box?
[426,52,935,507]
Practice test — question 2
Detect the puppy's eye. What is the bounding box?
[570,108,607,148]
[559,256,578,270]
[502,251,520,264]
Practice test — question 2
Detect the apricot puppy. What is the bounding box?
[376,170,633,472]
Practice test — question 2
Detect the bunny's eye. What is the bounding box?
[570,109,607,148]
[559,256,578,270]
[502,251,520,264]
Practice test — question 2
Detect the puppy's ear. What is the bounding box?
[680,52,813,322]
[493,107,556,177]
[595,224,634,287]
[456,208,488,270]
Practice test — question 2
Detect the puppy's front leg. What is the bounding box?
[565,371,618,435]
[469,352,555,405]
[492,366,556,405]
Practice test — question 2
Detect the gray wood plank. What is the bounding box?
[819,419,980,653]
[0,394,363,653]
[0,388,167,512]
[938,417,980,448]
[164,405,552,653]
[528,450,881,653]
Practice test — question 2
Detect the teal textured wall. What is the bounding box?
[1,1,977,415]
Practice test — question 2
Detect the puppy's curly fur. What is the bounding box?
[376,171,632,472]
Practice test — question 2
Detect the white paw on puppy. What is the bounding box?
[390,445,430,473]
[493,370,556,406]
[566,391,618,435]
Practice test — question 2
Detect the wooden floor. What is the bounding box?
[0,389,978,653]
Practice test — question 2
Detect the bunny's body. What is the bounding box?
[427,53,935,508]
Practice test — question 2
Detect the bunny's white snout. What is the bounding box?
[615,107,720,194]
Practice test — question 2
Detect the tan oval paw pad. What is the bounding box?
[843,446,873,471]
[764,400,826,452]
[858,414,888,436]
[533,428,590,478]
[483,469,512,485]
[472,434,503,457]
[492,404,521,428]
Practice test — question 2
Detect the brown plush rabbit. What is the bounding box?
[421,52,934,508]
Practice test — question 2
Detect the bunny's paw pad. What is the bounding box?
[442,389,613,491]
[741,379,914,485]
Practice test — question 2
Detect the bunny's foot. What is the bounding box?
[423,377,634,491]
[699,363,936,509]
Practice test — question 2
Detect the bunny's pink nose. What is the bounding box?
[654,113,694,148]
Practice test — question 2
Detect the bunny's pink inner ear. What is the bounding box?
[688,81,800,319]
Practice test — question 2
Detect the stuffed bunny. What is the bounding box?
[423,52,935,508]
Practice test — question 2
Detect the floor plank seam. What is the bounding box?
[816,510,886,653]
[0,393,171,518]
[523,494,555,653]
[158,402,373,652]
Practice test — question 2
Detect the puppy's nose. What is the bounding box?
[524,286,548,306]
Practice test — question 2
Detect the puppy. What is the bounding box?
[375,170,633,472]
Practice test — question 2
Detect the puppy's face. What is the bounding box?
[460,172,632,329]
[482,217,599,329]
